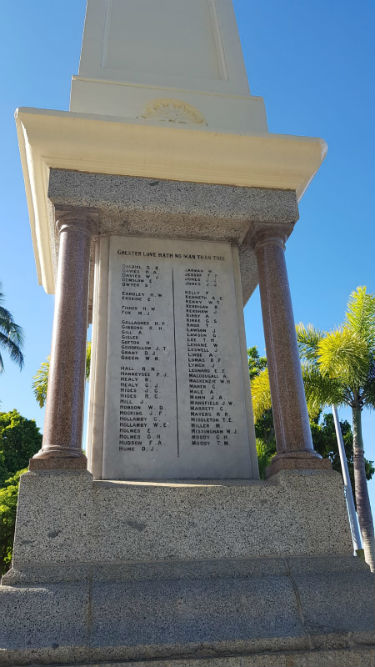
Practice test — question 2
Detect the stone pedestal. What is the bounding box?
[1,469,374,666]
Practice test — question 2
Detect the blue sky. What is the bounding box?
[0,1,373,507]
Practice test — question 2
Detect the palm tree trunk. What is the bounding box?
[352,403,375,571]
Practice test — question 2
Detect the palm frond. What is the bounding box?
[301,363,345,413]
[361,358,375,408]
[86,341,91,380]
[345,286,375,351]
[296,323,325,363]
[0,306,23,341]
[318,328,370,388]
[250,368,272,422]
[32,357,50,408]
[33,341,92,408]
[0,331,24,370]
[0,284,24,372]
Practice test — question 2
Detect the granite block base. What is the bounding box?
[1,470,374,666]
[25,653,375,667]
[1,555,374,667]
[4,469,356,570]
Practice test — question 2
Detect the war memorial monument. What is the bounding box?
[1,1,374,665]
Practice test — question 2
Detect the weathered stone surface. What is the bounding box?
[0,582,89,662]
[48,170,299,233]
[1,470,374,666]
[47,169,299,304]
[0,555,374,666]
[38,651,375,667]
[3,470,352,579]
[90,575,303,650]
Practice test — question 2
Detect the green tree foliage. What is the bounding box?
[0,410,42,486]
[33,341,92,408]
[250,287,375,570]
[249,349,276,477]
[296,286,375,571]
[0,411,41,574]
[255,439,274,479]
[248,348,276,473]
[0,468,26,575]
[310,412,374,492]
[248,346,267,380]
[0,284,24,373]
[248,347,374,487]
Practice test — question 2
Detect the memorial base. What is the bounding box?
[1,470,374,666]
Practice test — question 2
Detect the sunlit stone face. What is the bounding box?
[98,236,256,480]
[101,0,222,81]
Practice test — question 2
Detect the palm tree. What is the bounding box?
[296,286,375,571]
[250,286,375,571]
[0,285,24,373]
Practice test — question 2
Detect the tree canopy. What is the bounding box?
[0,410,42,486]
[0,468,26,575]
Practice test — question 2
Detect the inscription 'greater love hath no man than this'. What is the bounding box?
[102,237,254,479]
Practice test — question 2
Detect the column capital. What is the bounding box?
[55,206,99,237]
[248,223,294,251]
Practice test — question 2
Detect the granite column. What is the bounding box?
[30,209,98,470]
[253,226,329,477]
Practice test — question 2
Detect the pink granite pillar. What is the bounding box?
[30,209,98,470]
[253,227,330,477]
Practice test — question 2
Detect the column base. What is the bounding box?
[29,450,87,471]
[266,451,331,478]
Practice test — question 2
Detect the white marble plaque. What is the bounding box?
[102,237,256,479]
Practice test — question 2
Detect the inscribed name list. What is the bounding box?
[102,237,253,479]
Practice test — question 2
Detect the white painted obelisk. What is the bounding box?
[70,0,268,133]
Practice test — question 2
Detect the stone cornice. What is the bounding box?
[16,107,326,293]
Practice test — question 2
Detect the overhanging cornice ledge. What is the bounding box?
[16,107,327,293]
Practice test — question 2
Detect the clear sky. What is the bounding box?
[0,1,373,508]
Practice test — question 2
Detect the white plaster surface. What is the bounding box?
[78,0,247,92]
[95,237,257,480]
[70,80,268,134]
[70,0,267,131]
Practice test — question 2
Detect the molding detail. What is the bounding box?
[15,107,327,293]
[140,98,206,125]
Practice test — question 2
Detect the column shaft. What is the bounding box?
[30,214,95,470]
[254,231,329,476]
